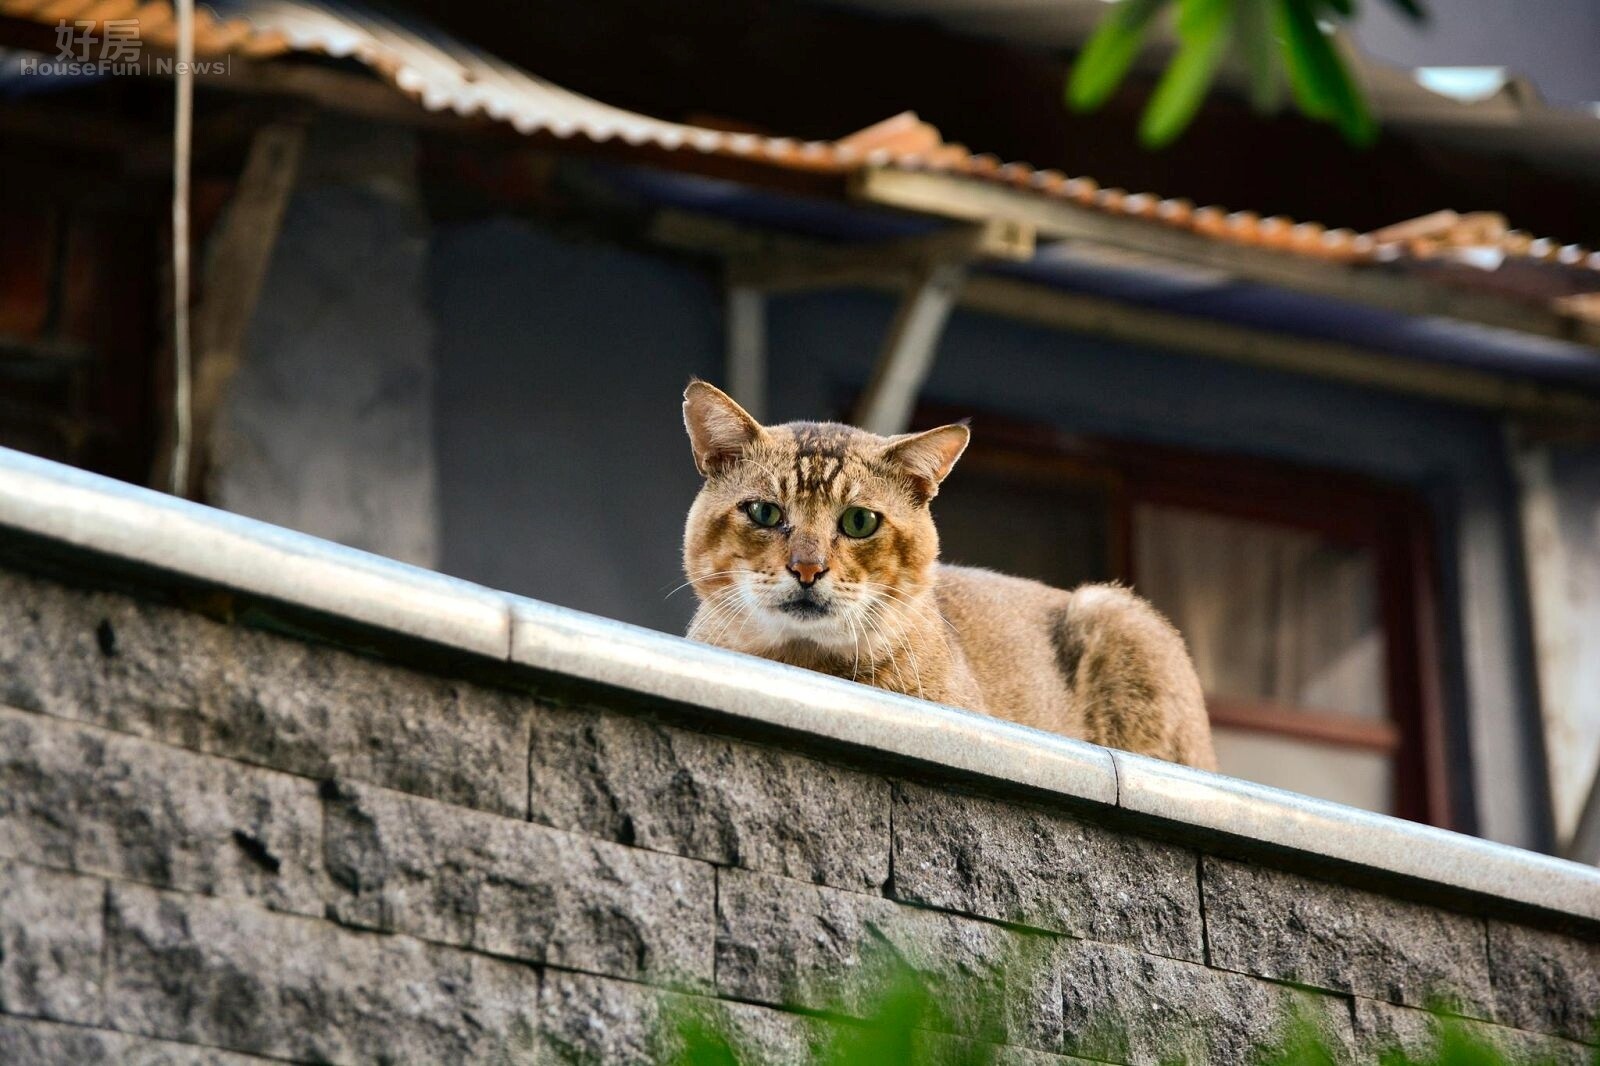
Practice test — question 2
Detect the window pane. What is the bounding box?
[1133,504,1388,719]
[935,465,1111,591]
[1210,727,1395,813]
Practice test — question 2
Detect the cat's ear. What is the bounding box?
[882,423,969,500]
[683,380,767,477]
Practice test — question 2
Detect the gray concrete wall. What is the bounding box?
[0,563,1596,1065]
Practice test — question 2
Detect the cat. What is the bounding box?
[680,380,1217,769]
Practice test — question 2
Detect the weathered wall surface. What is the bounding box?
[212,120,440,570]
[0,563,1595,1065]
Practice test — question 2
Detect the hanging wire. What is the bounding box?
[168,0,196,496]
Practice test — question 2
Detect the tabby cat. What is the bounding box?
[681,381,1216,768]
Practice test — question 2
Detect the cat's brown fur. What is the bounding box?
[681,381,1216,769]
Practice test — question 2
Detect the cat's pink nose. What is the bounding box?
[788,560,828,587]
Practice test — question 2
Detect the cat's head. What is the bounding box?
[681,380,968,655]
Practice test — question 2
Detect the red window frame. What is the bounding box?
[922,413,1454,828]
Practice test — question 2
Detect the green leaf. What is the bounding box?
[1174,0,1224,35]
[1319,0,1354,16]
[1235,0,1280,111]
[1139,0,1234,146]
[1275,0,1336,118]
[1275,0,1375,144]
[816,959,931,1066]
[655,949,1555,1065]
[665,1014,743,1066]
[1067,0,1171,111]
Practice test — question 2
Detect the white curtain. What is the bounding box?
[1133,504,1386,719]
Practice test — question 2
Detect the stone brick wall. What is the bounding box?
[0,563,1596,1065]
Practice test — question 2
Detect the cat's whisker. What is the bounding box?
[863,598,928,702]
[859,586,959,670]
[838,604,882,684]
[689,565,754,579]
[845,613,863,684]
[860,582,960,636]
[661,567,731,595]
[698,606,741,651]
[699,592,748,644]
[688,587,745,646]
[858,581,946,621]
[717,600,756,651]
[874,627,906,686]
[888,597,959,668]
[853,604,890,678]
[702,586,759,651]
[687,604,727,645]
[664,569,752,601]
[858,600,921,699]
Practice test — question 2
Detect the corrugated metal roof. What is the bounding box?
[2,0,1597,296]
[0,0,865,166]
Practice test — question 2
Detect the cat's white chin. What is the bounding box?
[753,604,857,654]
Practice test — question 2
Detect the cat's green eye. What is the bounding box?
[839,507,881,538]
[744,500,784,528]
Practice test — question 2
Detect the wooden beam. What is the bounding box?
[727,216,1033,294]
[1206,697,1402,753]
[1508,436,1590,855]
[652,210,1600,421]
[850,166,1593,346]
[171,122,306,498]
[958,276,1600,420]
[853,260,966,434]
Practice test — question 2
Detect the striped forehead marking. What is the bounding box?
[788,425,857,496]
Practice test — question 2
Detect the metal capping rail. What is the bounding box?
[0,446,1596,923]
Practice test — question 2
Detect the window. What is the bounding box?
[929,420,1450,826]
[1133,504,1396,812]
